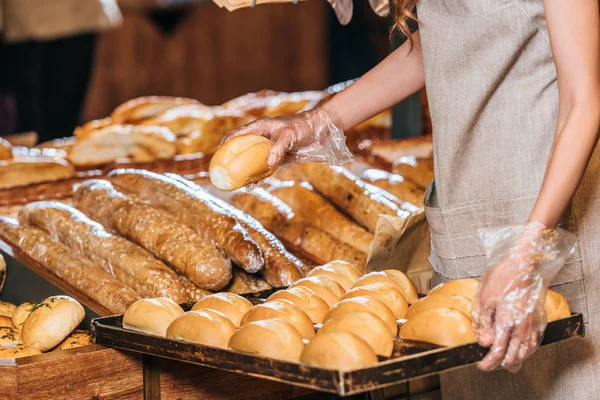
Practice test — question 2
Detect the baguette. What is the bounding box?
[164,173,305,287]
[108,170,264,274]
[177,276,213,301]
[223,268,272,294]
[230,189,367,268]
[110,96,201,125]
[300,163,414,232]
[0,160,74,189]
[0,218,140,314]
[267,181,373,254]
[73,180,232,291]
[18,201,190,303]
[361,169,425,207]
[391,156,435,190]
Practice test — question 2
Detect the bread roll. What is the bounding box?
[191,293,253,327]
[53,330,92,351]
[352,272,413,303]
[290,276,345,307]
[318,261,362,282]
[240,299,315,339]
[300,332,378,371]
[229,318,304,362]
[0,344,41,359]
[21,296,85,352]
[381,270,418,304]
[12,302,34,330]
[321,312,393,357]
[406,294,471,320]
[0,316,15,329]
[342,283,409,319]
[110,96,200,124]
[266,287,329,324]
[123,298,184,337]
[74,117,113,139]
[429,278,480,301]
[0,326,20,345]
[545,290,571,322]
[399,307,475,347]
[324,296,397,337]
[209,135,274,191]
[0,137,13,160]
[306,267,354,291]
[167,310,236,348]
[0,301,16,318]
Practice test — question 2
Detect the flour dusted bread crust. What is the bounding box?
[191,292,253,327]
[229,318,304,362]
[300,332,378,371]
[167,310,236,348]
[123,298,184,337]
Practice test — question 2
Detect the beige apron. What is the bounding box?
[417,0,600,398]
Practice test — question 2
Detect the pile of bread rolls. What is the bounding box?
[0,296,92,359]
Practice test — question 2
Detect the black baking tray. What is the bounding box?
[92,299,584,397]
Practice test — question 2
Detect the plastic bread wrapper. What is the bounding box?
[366,211,432,294]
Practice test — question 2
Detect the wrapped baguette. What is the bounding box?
[391,156,434,190]
[164,173,305,287]
[110,96,201,125]
[18,201,191,303]
[300,163,415,232]
[73,180,232,291]
[361,169,425,207]
[231,189,367,267]
[0,218,140,314]
[267,181,373,254]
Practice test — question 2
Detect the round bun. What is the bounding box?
[266,287,329,324]
[315,261,362,283]
[382,270,418,304]
[12,302,34,330]
[290,276,345,307]
[123,298,184,337]
[53,330,92,351]
[0,344,41,359]
[321,312,393,357]
[429,278,480,300]
[167,310,236,348]
[342,283,408,319]
[399,307,475,347]
[229,318,304,362]
[191,293,253,327]
[352,272,406,298]
[545,290,571,322]
[0,315,15,329]
[324,296,397,337]
[240,299,315,339]
[209,134,274,191]
[300,332,378,371]
[0,301,16,318]
[21,296,85,352]
[406,294,471,320]
[0,326,20,345]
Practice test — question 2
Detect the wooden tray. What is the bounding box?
[92,305,584,397]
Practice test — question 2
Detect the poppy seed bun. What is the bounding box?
[300,332,378,371]
[428,278,480,301]
[0,301,16,318]
[21,296,85,351]
[240,299,315,339]
[167,310,236,348]
[123,298,184,337]
[12,302,34,330]
[321,312,393,357]
[324,296,397,337]
[406,294,472,320]
[229,318,304,362]
[399,307,475,347]
[290,275,345,307]
[545,290,571,322]
[191,293,253,327]
[266,286,329,324]
[341,283,408,319]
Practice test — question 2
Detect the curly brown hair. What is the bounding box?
[393,0,418,46]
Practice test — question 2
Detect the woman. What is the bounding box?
[224,1,600,398]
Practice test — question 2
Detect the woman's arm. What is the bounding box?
[322,31,425,131]
[528,0,600,227]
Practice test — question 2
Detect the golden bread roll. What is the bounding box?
[0,137,13,160]
[0,344,41,358]
[406,294,471,319]
[266,286,329,324]
[0,326,20,345]
[167,310,236,348]
[0,301,16,318]
[545,290,571,322]
[209,135,274,191]
[0,316,15,329]
[229,318,304,362]
[300,331,378,371]
[0,160,74,189]
[123,298,184,337]
[321,312,394,357]
[52,330,92,351]
[12,302,34,330]
[240,299,315,339]
[191,293,253,327]
[319,261,362,282]
[110,96,200,124]
[290,275,346,307]
[342,283,409,319]
[400,307,475,347]
[352,272,413,303]
[324,296,397,337]
[21,296,85,352]
[73,117,113,139]
[381,270,418,304]
[429,278,480,301]
[306,266,354,291]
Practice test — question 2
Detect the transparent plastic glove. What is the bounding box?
[221,107,353,168]
[326,0,354,25]
[473,222,577,372]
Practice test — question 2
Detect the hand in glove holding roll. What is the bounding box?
[473,222,576,371]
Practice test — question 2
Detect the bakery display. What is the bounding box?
[300,331,378,371]
[191,292,253,327]
[240,299,315,339]
[123,298,184,337]
[166,310,236,348]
